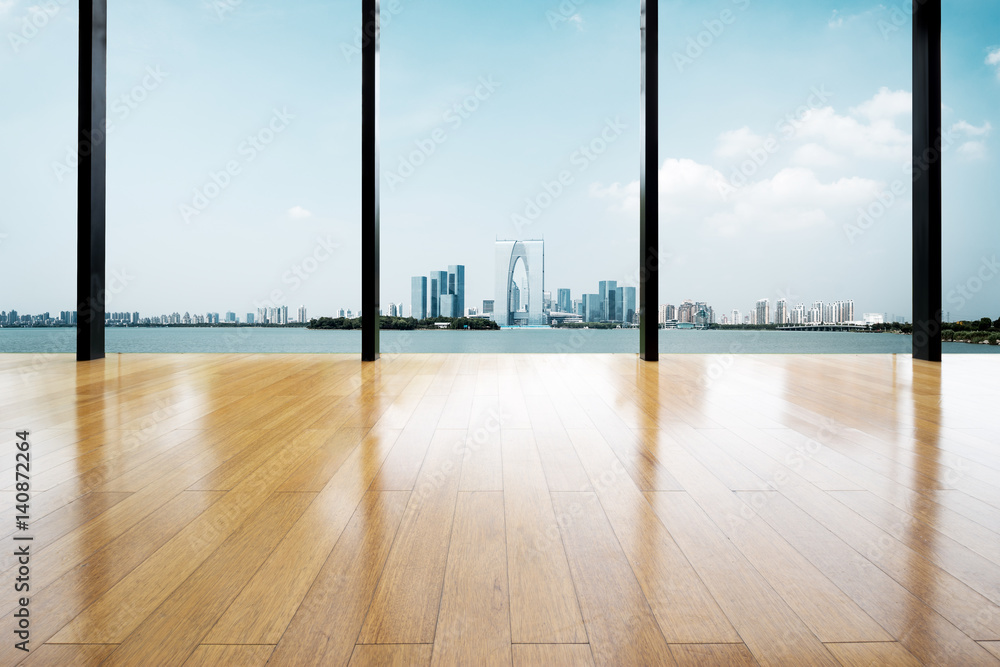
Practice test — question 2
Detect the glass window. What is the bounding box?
[381,0,639,352]
[658,0,913,353]
[0,2,78,354]
[106,0,361,353]
[941,0,1000,352]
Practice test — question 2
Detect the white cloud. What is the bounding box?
[950,121,991,159]
[705,168,882,236]
[714,127,766,159]
[794,91,911,162]
[826,7,885,30]
[568,14,584,31]
[987,47,1000,79]
[0,0,16,17]
[951,120,992,137]
[287,206,312,219]
[791,142,844,168]
[591,159,882,238]
[849,87,911,121]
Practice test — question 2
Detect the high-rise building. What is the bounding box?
[246,313,254,324]
[599,280,617,321]
[226,311,236,323]
[447,265,465,316]
[678,300,696,323]
[430,270,447,317]
[557,288,572,313]
[755,299,770,326]
[658,304,668,324]
[482,300,494,315]
[622,287,636,324]
[440,294,458,318]
[494,240,545,326]
[812,301,824,323]
[429,278,440,317]
[411,276,428,320]
[298,305,307,323]
[732,309,741,325]
[583,294,602,323]
[775,299,788,325]
[510,283,521,313]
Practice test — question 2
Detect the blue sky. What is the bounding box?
[0,0,997,323]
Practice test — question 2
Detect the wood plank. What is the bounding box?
[3,353,1000,665]
[20,644,117,666]
[502,430,587,643]
[268,491,410,667]
[645,427,893,643]
[99,492,314,665]
[349,645,433,666]
[567,428,744,643]
[646,492,838,665]
[532,426,593,492]
[204,427,402,644]
[831,490,1000,606]
[275,427,367,492]
[357,429,467,643]
[458,397,503,491]
[668,644,759,667]
[823,642,922,667]
[431,491,511,666]
[551,491,676,666]
[512,644,595,667]
[0,491,224,667]
[745,490,999,664]
[0,491,130,569]
[982,642,1000,660]
[182,645,274,667]
[47,429,332,644]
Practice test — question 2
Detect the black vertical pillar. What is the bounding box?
[362,0,380,361]
[912,0,942,362]
[77,0,107,362]
[639,0,658,361]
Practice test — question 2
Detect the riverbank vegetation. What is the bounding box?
[308,316,499,331]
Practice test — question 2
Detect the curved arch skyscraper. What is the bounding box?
[494,239,544,326]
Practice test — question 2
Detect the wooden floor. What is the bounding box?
[1,353,1000,666]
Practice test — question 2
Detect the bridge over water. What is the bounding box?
[777,324,874,332]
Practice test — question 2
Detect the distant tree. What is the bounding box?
[449,317,500,330]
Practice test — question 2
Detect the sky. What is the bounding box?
[0,0,997,323]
